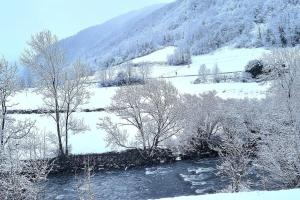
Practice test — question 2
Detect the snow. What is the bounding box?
[12,47,270,110]
[132,46,176,64]
[58,0,298,68]
[10,46,271,154]
[145,47,269,78]
[190,47,268,73]
[153,189,300,200]
[170,79,268,100]
[135,46,270,100]
[10,89,44,110]
[10,85,117,110]
[13,112,111,154]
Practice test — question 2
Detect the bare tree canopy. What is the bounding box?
[98,79,182,157]
[21,30,90,156]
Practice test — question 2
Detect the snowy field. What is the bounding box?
[154,189,300,200]
[149,46,269,78]
[10,47,271,154]
[12,46,270,110]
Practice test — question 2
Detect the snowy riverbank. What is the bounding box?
[154,189,300,200]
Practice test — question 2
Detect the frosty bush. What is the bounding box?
[0,56,51,199]
[245,59,264,79]
[178,91,222,154]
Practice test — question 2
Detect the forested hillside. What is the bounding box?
[60,0,300,68]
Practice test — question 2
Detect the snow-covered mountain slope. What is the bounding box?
[132,47,176,64]
[59,4,165,64]
[154,188,300,200]
[59,0,299,67]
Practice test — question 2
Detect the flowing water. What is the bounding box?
[43,158,227,200]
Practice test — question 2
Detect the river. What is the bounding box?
[43,158,228,200]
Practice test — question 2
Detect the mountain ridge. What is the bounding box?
[59,0,300,69]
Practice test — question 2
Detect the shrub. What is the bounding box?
[245,59,264,78]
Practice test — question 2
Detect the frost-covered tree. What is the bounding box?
[138,62,151,81]
[21,30,90,156]
[214,98,263,192]
[167,47,192,66]
[0,57,36,150]
[0,57,18,147]
[178,91,222,153]
[21,30,66,156]
[0,134,51,200]
[216,121,252,193]
[0,57,50,199]
[212,64,221,83]
[98,79,182,157]
[62,60,90,155]
[198,64,210,83]
[256,48,300,188]
[124,61,134,84]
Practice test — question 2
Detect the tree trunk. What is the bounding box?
[65,103,70,156]
[54,88,64,157]
[0,99,7,148]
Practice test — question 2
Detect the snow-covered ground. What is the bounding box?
[10,46,271,154]
[12,46,270,110]
[11,85,117,110]
[132,46,176,64]
[148,46,269,77]
[153,189,300,200]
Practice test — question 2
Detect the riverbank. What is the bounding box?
[154,189,300,200]
[49,148,176,174]
[48,148,218,175]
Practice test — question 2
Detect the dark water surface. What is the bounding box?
[44,159,227,200]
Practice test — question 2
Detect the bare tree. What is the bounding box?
[21,30,65,156]
[98,67,108,84]
[0,57,36,151]
[256,48,300,188]
[0,57,18,148]
[256,121,300,188]
[178,91,222,153]
[123,61,134,84]
[216,117,252,193]
[198,64,210,83]
[167,47,192,66]
[21,30,90,156]
[212,63,221,83]
[98,79,182,157]
[262,48,300,123]
[62,60,90,155]
[139,62,151,81]
[0,57,50,200]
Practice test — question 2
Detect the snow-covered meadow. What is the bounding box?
[10,47,270,154]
